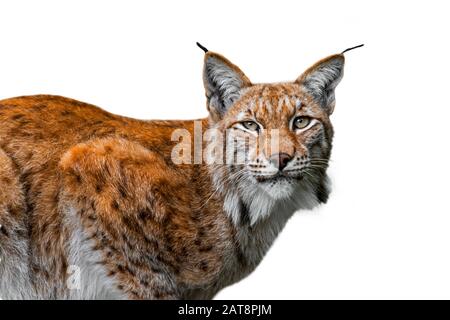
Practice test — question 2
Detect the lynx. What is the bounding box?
[0,44,359,299]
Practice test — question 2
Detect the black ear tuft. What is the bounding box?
[196,42,209,53]
[341,44,364,54]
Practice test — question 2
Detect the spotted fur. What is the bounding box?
[0,49,345,299]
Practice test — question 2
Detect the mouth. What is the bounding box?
[253,172,303,183]
[252,172,302,199]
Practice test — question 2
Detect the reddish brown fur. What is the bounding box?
[0,95,235,298]
[0,50,345,299]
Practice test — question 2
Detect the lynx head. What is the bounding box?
[201,45,347,223]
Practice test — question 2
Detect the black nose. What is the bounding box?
[270,153,292,171]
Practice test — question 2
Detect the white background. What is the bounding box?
[1,0,450,299]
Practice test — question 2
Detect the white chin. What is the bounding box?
[258,178,297,200]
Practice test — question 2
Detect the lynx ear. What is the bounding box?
[296,54,345,114]
[203,52,251,119]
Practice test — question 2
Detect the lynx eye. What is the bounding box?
[241,121,259,132]
[293,116,311,130]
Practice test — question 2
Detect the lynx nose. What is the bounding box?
[270,153,292,171]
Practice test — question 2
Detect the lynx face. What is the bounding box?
[221,84,333,199]
[203,51,344,202]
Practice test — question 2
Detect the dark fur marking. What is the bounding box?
[151,266,162,274]
[197,227,206,238]
[60,110,75,116]
[41,221,49,233]
[200,261,209,271]
[180,246,188,257]
[95,183,103,193]
[61,258,68,274]
[11,114,25,121]
[1,176,11,184]
[112,200,120,210]
[131,290,139,297]
[156,253,176,270]
[239,199,251,226]
[32,104,47,111]
[118,184,127,199]
[90,201,96,212]
[0,225,8,237]
[144,236,159,250]
[140,280,149,287]
[138,210,152,221]
[316,180,329,204]
[125,266,136,276]
[191,212,200,222]
[199,245,213,253]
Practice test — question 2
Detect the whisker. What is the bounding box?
[302,170,316,181]
[310,158,332,164]
[309,159,330,164]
